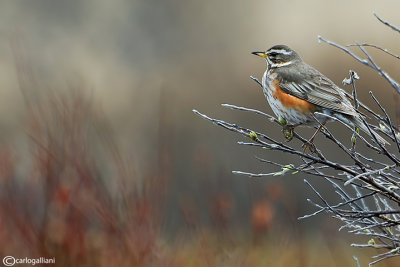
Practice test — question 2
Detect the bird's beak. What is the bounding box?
[251,51,268,58]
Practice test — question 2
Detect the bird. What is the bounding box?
[251,44,388,145]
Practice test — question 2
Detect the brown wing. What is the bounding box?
[277,65,358,116]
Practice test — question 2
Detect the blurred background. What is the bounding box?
[0,0,399,266]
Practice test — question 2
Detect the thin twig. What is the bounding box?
[347,43,400,60]
[374,12,400,34]
[318,36,400,94]
[369,92,400,152]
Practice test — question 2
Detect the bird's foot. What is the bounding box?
[302,123,326,154]
[302,141,316,154]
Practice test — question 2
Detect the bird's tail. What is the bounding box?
[352,116,389,145]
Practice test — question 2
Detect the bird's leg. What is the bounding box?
[309,122,326,143]
[303,122,326,154]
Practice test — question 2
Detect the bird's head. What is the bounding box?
[252,45,302,68]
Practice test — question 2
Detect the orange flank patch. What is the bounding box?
[272,79,317,113]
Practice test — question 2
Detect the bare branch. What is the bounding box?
[369,92,400,152]
[347,43,400,60]
[250,75,263,87]
[318,36,400,94]
[374,12,400,34]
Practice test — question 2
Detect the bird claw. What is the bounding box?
[302,142,316,154]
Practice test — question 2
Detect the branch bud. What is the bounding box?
[249,131,258,141]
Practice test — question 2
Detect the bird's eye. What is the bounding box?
[268,52,279,57]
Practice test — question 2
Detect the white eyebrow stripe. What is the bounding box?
[268,60,293,68]
[268,49,293,55]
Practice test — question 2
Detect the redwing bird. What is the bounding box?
[252,45,387,145]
